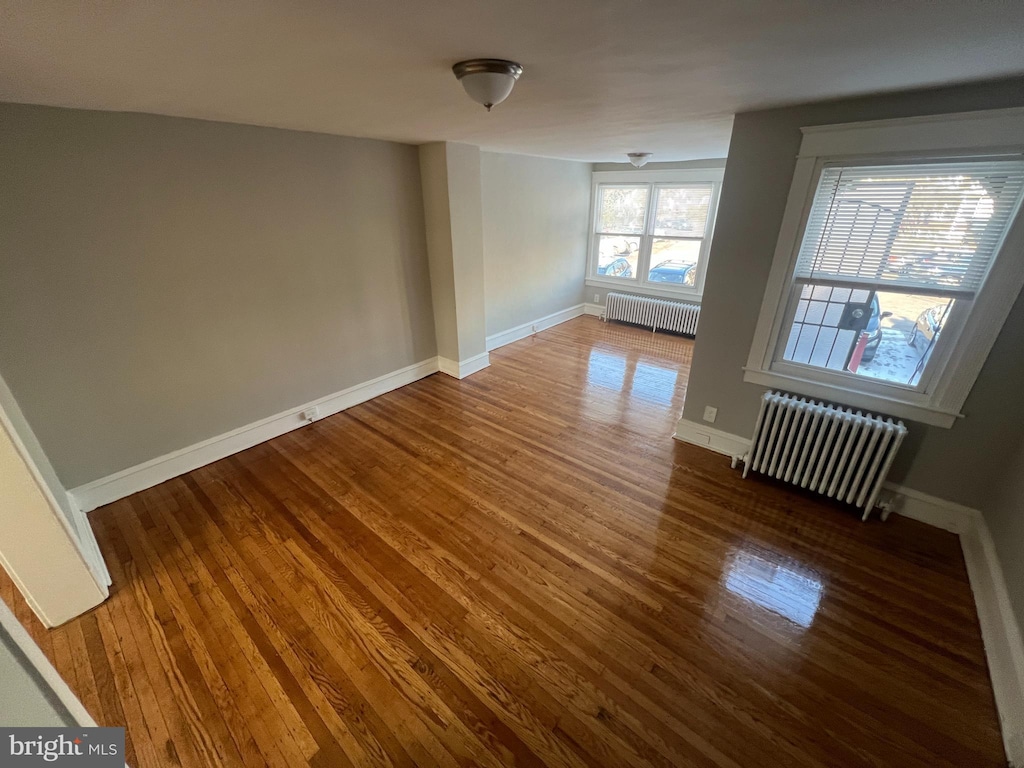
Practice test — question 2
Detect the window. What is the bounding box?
[745,109,1024,428]
[780,160,1023,388]
[587,169,723,298]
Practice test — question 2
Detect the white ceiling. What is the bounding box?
[1,1,1022,162]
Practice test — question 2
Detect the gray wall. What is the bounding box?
[481,152,591,336]
[0,625,75,727]
[984,436,1024,632]
[0,103,435,489]
[683,76,1024,509]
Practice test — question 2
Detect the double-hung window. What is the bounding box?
[587,169,723,298]
[745,109,1024,428]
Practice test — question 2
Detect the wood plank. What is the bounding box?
[0,317,1006,766]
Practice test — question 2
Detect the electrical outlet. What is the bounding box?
[703,406,718,424]
[301,406,319,423]
[594,293,600,303]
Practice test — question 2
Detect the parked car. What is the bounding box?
[598,257,632,278]
[648,260,696,287]
[908,304,946,348]
[860,295,892,362]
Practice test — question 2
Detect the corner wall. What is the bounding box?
[0,103,436,489]
[418,142,488,372]
[0,416,106,626]
[481,152,591,337]
[680,76,1024,510]
[0,374,109,587]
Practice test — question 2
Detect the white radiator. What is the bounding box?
[741,391,907,520]
[605,292,700,336]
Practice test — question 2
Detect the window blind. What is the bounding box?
[653,185,713,237]
[597,185,648,234]
[794,159,1024,296]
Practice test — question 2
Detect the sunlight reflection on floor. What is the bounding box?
[723,547,824,629]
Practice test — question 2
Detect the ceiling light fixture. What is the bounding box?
[452,59,523,111]
[627,152,653,168]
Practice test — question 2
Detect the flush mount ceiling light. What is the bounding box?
[627,152,653,168]
[452,59,523,111]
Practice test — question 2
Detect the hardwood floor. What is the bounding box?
[1,316,1006,767]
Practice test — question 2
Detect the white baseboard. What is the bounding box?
[70,357,440,512]
[437,352,490,380]
[584,303,605,317]
[880,483,980,534]
[673,419,751,458]
[437,357,459,378]
[67,493,112,587]
[962,515,1024,766]
[459,352,490,377]
[486,304,585,352]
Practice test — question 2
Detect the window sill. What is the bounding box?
[741,367,962,429]
[585,277,702,303]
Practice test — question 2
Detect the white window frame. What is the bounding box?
[586,168,724,300]
[744,107,1024,429]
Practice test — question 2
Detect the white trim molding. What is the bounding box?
[584,281,706,303]
[437,352,490,379]
[584,303,605,317]
[880,482,1024,764]
[587,167,724,301]
[742,368,962,429]
[743,107,1024,429]
[673,419,751,459]
[879,483,980,534]
[799,106,1024,158]
[70,357,440,512]
[871,484,1024,766]
[962,515,1024,766]
[485,304,585,352]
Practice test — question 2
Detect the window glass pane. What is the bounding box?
[653,185,713,236]
[597,186,648,234]
[780,282,954,386]
[596,235,639,279]
[647,239,700,286]
[856,292,954,387]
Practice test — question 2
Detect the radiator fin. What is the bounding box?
[742,391,907,520]
[605,292,700,336]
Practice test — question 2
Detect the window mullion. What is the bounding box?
[589,173,723,296]
[638,183,657,284]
